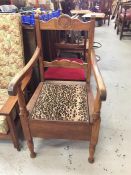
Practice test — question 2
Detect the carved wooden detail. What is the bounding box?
[39,14,92,31]
[44,59,87,69]
[57,15,72,30]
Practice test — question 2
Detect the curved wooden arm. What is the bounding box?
[0,72,32,115]
[91,49,107,101]
[8,47,40,96]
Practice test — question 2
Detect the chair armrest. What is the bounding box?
[0,72,31,115]
[91,49,107,101]
[8,47,40,96]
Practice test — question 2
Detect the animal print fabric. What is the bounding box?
[30,81,89,122]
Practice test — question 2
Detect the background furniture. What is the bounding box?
[8,15,107,163]
[71,0,112,25]
[71,9,92,15]
[0,0,10,5]
[115,1,131,39]
[82,12,105,18]
[0,13,26,150]
[99,0,112,25]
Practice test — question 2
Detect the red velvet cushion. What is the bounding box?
[44,58,85,81]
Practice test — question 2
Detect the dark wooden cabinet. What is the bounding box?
[22,25,58,94]
[22,25,40,94]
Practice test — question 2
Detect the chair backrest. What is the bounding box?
[35,14,95,82]
[99,0,112,12]
[0,13,24,90]
[54,15,88,60]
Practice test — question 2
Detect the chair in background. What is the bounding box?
[115,1,131,39]
[8,14,107,163]
[114,0,121,29]
[0,13,28,150]
[99,0,112,25]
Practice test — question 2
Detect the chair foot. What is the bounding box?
[89,144,95,164]
[88,157,94,164]
[116,27,119,34]
[14,143,21,151]
[30,152,36,158]
[16,146,21,151]
[27,139,36,158]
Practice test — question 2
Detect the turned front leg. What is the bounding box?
[88,114,101,163]
[88,91,101,163]
[18,86,36,158]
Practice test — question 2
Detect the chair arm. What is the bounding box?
[8,47,40,96]
[0,73,31,115]
[91,49,107,101]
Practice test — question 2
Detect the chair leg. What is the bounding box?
[117,27,119,35]
[104,17,106,24]
[27,139,36,158]
[19,113,36,158]
[114,15,118,29]
[114,23,117,29]
[120,21,124,40]
[114,19,118,29]
[116,22,120,35]
[18,87,36,158]
[108,16,110,26]
[6,115,20,151]
[88,117,101,163]
[88,144,96,163]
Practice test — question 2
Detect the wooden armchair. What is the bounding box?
[8,14,107,163]
[0,13,26,150]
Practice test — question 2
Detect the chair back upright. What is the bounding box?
[35,14,95,82]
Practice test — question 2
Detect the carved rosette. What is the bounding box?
[58,15,72,30]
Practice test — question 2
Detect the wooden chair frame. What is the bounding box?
[8,14,106,163]
[0,74,31,150]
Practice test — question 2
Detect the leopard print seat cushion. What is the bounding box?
[30,81,89,122]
